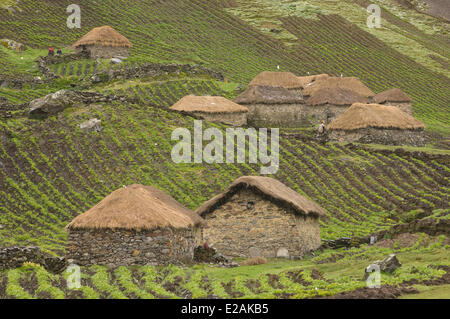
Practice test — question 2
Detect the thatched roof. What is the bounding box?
[66,184,205,231]
[328,103,425,131]
[73,26,132,48]
[170,96,248,114]
[297,74,330,89]
[306,87,370,106]
[233,85,304,105]
[249,71,305,89]
[302,77,375,97]
[374,88,413,104]
[195,176,326,218]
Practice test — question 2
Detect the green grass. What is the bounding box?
[399,284,450,299]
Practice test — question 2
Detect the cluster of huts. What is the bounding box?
[71,26,425,146]
[66,177,326,266]
[169,71,425,146]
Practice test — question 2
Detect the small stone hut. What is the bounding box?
[196,176,326,259]
[328,103,426,146]
[249,71,306,96]
[73,26,132,59]
[233,85,305,127]
[374,88,413,116]
[305,87,370,123]
[170,95,248,126]
[66,184,205,267]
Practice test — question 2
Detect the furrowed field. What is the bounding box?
[0,0,449,299]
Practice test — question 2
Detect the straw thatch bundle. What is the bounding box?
[196,176,326,218]
[302,77,375,97]
[66,184,205,230]
[328,103,425,131]
[233,85,304,105]
[307,87,369,106]
[249,71,305,89]
[73,26,132,48]
[374,88,413,104]
[170,95,248,114]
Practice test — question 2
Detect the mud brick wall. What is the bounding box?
[329,128,426,146]
[201,189,321,258]
[66,227,202,267]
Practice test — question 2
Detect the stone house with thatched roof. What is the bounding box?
[233,85,305,127]
[374,88,413,116]
[328,103,426,146]
[72,26,132,59]
[66,184,205,267]
[196,176,326,259]
[170,95,248,126]
[302,76,375,99]
[305,86,370,123]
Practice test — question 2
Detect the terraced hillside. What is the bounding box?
[0,0,449,299]
[0,0,449,132]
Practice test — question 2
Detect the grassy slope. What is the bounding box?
[0,0,448,298]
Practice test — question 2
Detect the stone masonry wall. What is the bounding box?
[192,111,247,126]
[202,189,321,258]
[66,227,202,267]
[246,103,348,127]
[76,45,130,59]
[329,127,426,146]
[383,102,413,116]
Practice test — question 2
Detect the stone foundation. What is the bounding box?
[201,189,321,258]
[191,111,247,126]
[246,103,348,127]
[76,45,130,59]
[329,127,426,146]
[66,227,202,267]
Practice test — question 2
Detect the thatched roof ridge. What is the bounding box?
[303,77,375,97]
[374,88,413,104]
[73,26,132,48]
[249,71,305,89]
[170,96,248,114]
[328,103,425,131]
[297,74,330,89]
[66,184,205,230]
[195,176,326,218]
[233,85,304,105]
[306,87,369,106]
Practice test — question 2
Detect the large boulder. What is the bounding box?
[29,90,82,116]
[80,118,103,133]
[364,254,401,280]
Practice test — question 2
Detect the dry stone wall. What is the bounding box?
[201,189,321,259]
[329,128,426,146]
[190,111,247,126]
[66,227,202,267]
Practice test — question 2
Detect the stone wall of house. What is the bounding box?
[329,127,426,146]
[66,227,202,267]
[246,103,349,127]
[192,112,247,126]
[201,189,321,259]
[383,102,413,116]
[76,45,130,59]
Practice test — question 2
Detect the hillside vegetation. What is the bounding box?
[0,0,448,299]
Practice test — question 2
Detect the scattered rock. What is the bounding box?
[80,118,103,133]
[110,57,123,64]
[29,90,81,116]
[0,39,26,52]
[276,247,289,259]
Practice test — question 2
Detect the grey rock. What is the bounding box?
[79,118,103,133]
[29,90,80,116]
[276,247,290,259]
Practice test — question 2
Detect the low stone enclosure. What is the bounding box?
[65,184,205,267]
[196,176,327,259]
[328,103,426,146]
[170,95,248,126]
[0,246,66,273]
